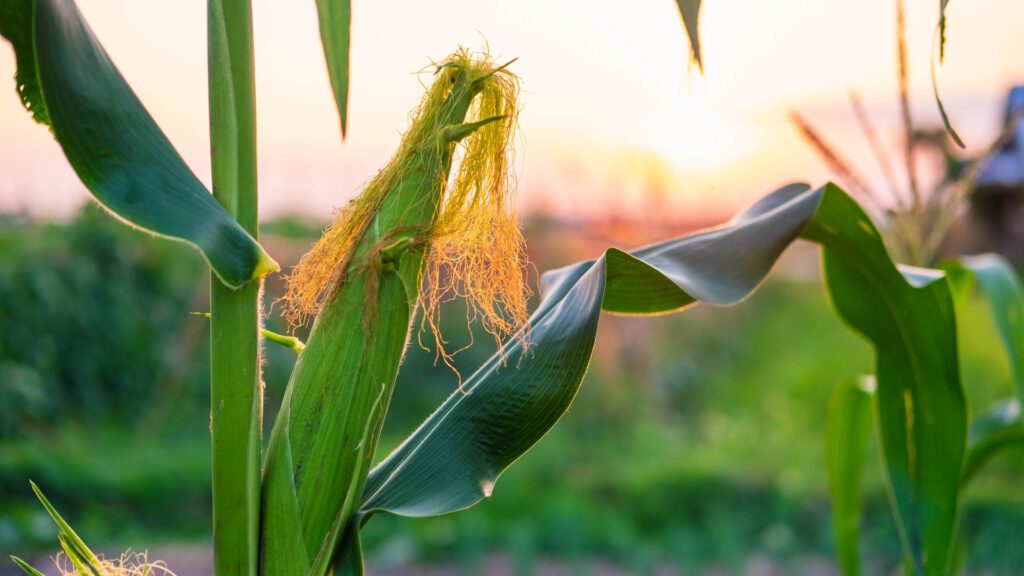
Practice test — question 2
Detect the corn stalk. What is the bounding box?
[207,1,262,574]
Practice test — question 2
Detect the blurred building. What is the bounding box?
[971,86,1024,263]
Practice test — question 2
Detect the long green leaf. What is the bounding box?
[0,0,277,287]
[944,254,1024,403]
[340,182,964,576]
[942,254,1024,484]
[930,46,964,149]
[0,0,44,124]
[962,399,1023,485]
[28,481,104,576]
[826,290,1023,573]
[9,556,46,576]
[810,217,964,576]
[938,0,950,62]
[930,0,964,148]
[826,377,875,576]
[315,0,351,137]
[674,0,702,71]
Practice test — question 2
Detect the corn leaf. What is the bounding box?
[962,399,1023,484]
[930,0,964,148]
[811,214,964,576]
[337,183,964,576]
[0,0,44,123]
[674,0,702,71]
[9,557,46,576]
[328,523,362,576]
[0,0,276,287]
[944,254,1024,403]
[27,481,105,576]
[315,0,351,137]
[826,377,875,576]
[826,251,1024,573]
[930,49,964,149]
[938,0,950,62]
[943,255,1024,484]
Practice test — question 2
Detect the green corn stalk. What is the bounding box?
[0,1,274,574]
[207,1,263,575]
[259,55,512,574]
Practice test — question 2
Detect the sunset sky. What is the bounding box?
[2,0,1023,222]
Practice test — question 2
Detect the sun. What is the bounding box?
[637,76,761,174]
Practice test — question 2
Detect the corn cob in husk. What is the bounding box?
[259,49,528,574]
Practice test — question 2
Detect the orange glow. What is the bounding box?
[2,0,1024,220]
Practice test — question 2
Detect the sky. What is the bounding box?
[1,0,1024,222]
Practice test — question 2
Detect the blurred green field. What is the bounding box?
[1,207,1022,574]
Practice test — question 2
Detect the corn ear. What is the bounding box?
[259,49,523,575]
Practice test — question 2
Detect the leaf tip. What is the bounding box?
[10,556,45,576]
[253,251,281,279]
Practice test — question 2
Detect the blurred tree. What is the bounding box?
[0,205,206,436]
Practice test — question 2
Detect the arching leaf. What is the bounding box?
[0,0,277,287]
[826,376,876,576]
[962,399,1023,485]
[337,183,965,576]
[944,254,1024,402]
[674,0,702,71]
[315,0,351,138]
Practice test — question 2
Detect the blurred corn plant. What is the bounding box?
[781,2,1024,574]
[827,254,1024,575]
[788,0,1014,267]
[0,1,1012,576]
[676,0,964,150]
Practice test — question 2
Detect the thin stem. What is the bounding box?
[896,0,921,210]
[849,91,901,202]
[207,1,262,575]
[790,111,882,213]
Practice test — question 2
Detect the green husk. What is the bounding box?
[259,48,524,575]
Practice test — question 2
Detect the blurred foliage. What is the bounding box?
[0,206,208,436]
[1,210,1022,573]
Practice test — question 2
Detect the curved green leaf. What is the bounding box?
[9,556,46,576]
[340,183,965,576]
[930,0,964,148]
[332,524,363,576]
[958,399,1024,483]
[806,192,964,576]
[826,376,875,576]
[674,0,702,71]
[943,254,1024,484]
[962,399,1023,485]
[315,0,351,138]
[26,481,103,576]
[0,0,45,124]
[359,183,816,518]
[944,254,1024,402]
[0,0,277,287]
[938,0,950,63]
[930,44,964,149]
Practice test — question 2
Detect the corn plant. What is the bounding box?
[780,4,1024,571]
[678,0,963,143]
[0,1,1016,575]
[826,253,1024,576]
